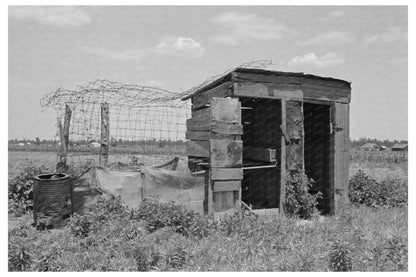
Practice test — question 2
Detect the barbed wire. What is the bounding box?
[177,59,272,98]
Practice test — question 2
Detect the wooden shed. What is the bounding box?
[182,68,351,217]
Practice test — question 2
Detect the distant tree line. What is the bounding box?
[9,137,406,149]
[349,137,408,148]
[8,137,186,147]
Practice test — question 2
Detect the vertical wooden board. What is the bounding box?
[210,139,242,167]
[333,103,350,213]
[214,191,235,212]
[286,101,304,173]
[211,97,241,122]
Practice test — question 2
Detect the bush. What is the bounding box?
[284,173,322,219]
[68,196,130,238]
[349,170,407,208]
[8,160,50,216]
[131,197,211,239]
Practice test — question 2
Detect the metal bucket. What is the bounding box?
[33,173,72,228]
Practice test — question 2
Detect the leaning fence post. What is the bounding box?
[57,104,72,173]
[100,102,110,167]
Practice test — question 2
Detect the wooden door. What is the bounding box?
[331,102,350,214]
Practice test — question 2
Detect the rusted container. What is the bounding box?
[33,173,72,228]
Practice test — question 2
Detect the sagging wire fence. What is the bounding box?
[40,60,272,171]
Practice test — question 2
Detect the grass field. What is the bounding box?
[8,150,408,271]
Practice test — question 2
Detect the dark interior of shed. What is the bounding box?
[303,102,331,214]
[240,97,281,209]
[240,98,332,213]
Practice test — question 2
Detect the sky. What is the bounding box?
[8,5,408,140]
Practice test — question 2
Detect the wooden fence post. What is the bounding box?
[100,102,110,167]
[57,104,72,172]
[279,99,287,215]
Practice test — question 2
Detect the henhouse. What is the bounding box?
[182,68,351,216]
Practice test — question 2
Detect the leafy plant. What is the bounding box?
[8,160,50,216]
[131,197,211,239]
[68,213,92,238]
[284,173,322,219]
[349,170,407,208]
[8,241,32,271]
[328,239,352,271]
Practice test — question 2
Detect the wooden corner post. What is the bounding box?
[57,104,72,173]
[279,99,287,215]
[100,102,110,167]
[280,100,304,215]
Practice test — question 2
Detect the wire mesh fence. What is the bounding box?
[40,60,272,170]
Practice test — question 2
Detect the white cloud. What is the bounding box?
[365,27,407,44]
[9,6,91,27]
[288,52,345,68]
[81,46,146,61]
[153,36,206,58]
[301,31,354,46]
[212,12,288,45]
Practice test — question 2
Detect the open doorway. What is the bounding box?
[240,97,281,209]
[303,102,331,214]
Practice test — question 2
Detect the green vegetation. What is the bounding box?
[8,196,407,271]
[284,173,322,219]
[8,153,408,271]
[349,170,407,208]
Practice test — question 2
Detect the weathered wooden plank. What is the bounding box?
[214,191,236,212]
[234,82,303,100]
[302,85,350,103]
[211,168,243,180]
[186,140,209,157]
[186,130,239,141]
[192,106,211,118]
[233,80,350,103]
[234,70,350,89]
[192,82,232,108]
[286,101,304,173]
[210,139,243,167]
[186,116,211,131]
[211,97,241,122]
[333,102,350,214]
[213,181,241,192]
[233,71,303,85]
[243,146,276,162]
[279,99,287,215]
[186,131,211,141]
[211,121,243,135]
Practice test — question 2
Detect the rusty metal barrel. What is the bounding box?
[33,173,72,228]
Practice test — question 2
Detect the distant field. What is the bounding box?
[8,151,58,171]
[8,151,189,172]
